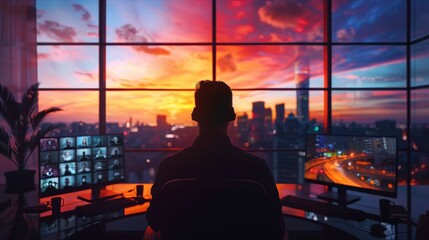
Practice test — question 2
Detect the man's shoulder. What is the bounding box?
[229,145,265,162]
[161,147,195,163]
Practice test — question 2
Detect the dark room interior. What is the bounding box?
[1,0,429,239]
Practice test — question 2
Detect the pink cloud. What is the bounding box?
[87,32,98,37]
[75,71,98,83]
[38,20,77,42]
[236,11,246,20]
[37,10,46,19]
[236,24,254,35]
[37,53,49,60]
[72,4,91,22]
[115,24,171,55]
[336,27,356,42]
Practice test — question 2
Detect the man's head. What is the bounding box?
[192,80,236,127]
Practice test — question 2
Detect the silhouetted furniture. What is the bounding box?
[154,178,282,240]
[416,211,429,240]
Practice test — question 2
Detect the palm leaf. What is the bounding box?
[21,83,39,121]
[0,83,62,170]
[30,107,62,129]
[0,84,19,129]
[24,123,63,168]
[0,126,12,159]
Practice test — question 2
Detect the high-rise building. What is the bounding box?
[265,107,273,133]
[156,115,168,129]
[275,103,285,122]
[236,113,250,147]
[273,113,304,183]
[252,101,265,145]
[295,46,310,123]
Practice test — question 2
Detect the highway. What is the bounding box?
[305,155,393,191]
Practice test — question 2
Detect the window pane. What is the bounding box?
[232,90,324,149]
[332,0,406,42]
[217,46,324,88]
[411,0,429,40]
[38,46,99,89]
[411,152,429,185]
[106,91,197,148]
[398,151,407,186]
[36,0,99,42]
[106,90,323,149]
[411,89,429,151]
[332,46,406,88]
[125,152,176,183]
[106,46,212,88]
[39,91,99,136]
[217,0,324,42]
[411,40,429,87]
[106,0,212,43]
[331,90,406,147]
[272,151,304,183]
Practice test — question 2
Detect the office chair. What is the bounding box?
[153,178,282,240]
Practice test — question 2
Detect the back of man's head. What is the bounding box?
[192,80,236,126]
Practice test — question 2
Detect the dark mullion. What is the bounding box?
[328,87,407,91]
[331,42,407,46]
[99,0,107,134]
[406,0,412,239]
[38,88,99,91]
[37,42,99,46]
[37,41,409,46]
[125,148,306,153]
[410,84,429,90]
[212,0,216,81]
[411,34,429,45]
[324,0,332,135]
[38,87,409,92]
[108,42,213,46]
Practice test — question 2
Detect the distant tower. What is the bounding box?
[237,113,250,146]
[275,103,285,122]
[157,115,168,131]
[252,101,265,144]
[295,46,310,123]
[157,115,167,127]
[265,107,273,133]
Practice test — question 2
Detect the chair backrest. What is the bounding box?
[158,178,269,240]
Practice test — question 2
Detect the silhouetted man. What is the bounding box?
[146,80,286,240]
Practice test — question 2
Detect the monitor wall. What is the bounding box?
[39,134,125,198]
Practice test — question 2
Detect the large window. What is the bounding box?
[36,0,428,189]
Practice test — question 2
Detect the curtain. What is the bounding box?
[0,0,37,182]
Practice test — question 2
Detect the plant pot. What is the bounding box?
[4,170,36,193]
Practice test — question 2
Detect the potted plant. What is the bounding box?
[0,83,62,192]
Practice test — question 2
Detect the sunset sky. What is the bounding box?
[36,0,429,126]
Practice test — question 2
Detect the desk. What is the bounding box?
[0,183,413,240]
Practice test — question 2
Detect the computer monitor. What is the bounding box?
[304,134,397,206]
[39,134,126,202]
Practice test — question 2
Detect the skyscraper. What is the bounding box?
[295,46,310,123]
[275,103,285,123]
[252,101,265,145]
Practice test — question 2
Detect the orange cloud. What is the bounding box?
[236,24,254,35]
[217,53,237,72]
